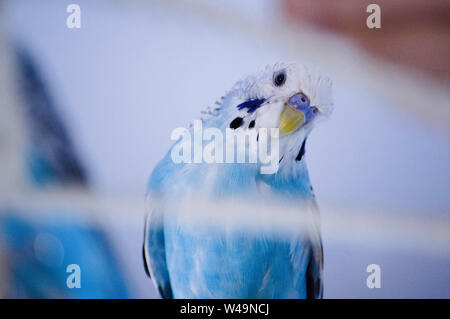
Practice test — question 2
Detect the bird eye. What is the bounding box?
[273,70,286,87]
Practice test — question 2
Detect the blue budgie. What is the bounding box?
[143,63,333,299]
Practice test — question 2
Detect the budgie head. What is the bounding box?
[203,63,332,172]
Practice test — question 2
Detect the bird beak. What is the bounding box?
[279,103,305,135]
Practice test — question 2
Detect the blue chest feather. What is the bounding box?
[164,221,310,298]
[145,135,319,299]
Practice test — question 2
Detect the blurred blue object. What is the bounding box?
[14,46,88,187]
[0,210,129,298]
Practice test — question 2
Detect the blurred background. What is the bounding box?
[0,0,449,298]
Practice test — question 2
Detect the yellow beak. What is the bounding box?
[279,104,305,135]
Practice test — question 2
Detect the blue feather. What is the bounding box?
[236,98,266,113]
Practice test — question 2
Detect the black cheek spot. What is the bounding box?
[296,138,307,161]
[248,120,255,128]
[230,117,244,129]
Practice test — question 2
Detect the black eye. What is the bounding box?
[273,71,286,87]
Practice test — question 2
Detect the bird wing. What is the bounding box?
[143,150,185,299]
[143,204,173,299]
[256,171,323,298]
[285,199,323,299]
[305,233,323,298]
[305,199,323,298]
